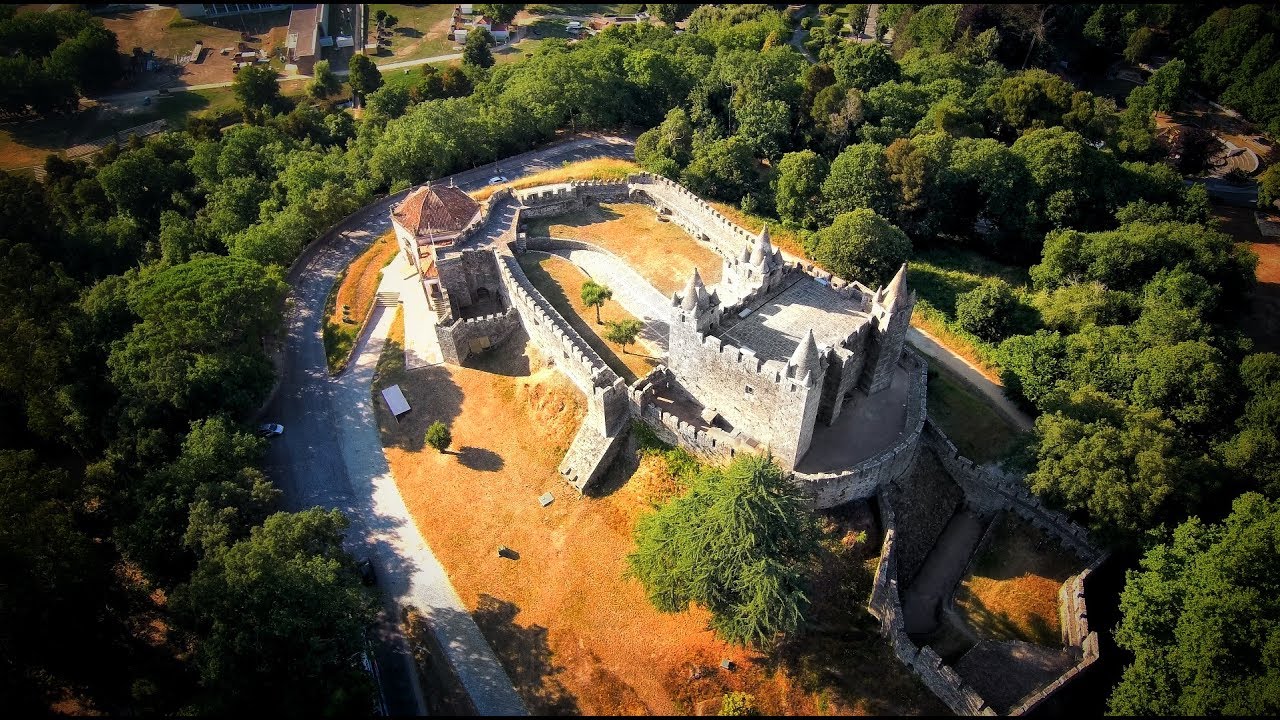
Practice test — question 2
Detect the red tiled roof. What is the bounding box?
[392,184,480,240]
[492,22,509,31]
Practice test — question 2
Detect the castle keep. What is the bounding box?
[667,224,915,471]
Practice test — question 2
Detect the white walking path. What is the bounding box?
[335,304,527,716]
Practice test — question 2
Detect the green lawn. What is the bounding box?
[925,358,1024,464]
[370,4,457,65]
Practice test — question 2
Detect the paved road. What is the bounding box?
[906,326,1034,433]
[261,134,635,716]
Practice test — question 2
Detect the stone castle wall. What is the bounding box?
[435,307,520,365]
[867,421,1105,716]
[666,313,820,470]
[922,421,1097,559]
[516,180,633,219]
[495,250,629,438]
[868,491,997,715]
[793,349,928,509]
[628,366,754,464]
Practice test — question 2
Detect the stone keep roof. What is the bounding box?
[393,184,481,241]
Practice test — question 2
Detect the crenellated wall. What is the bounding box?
[793,349,928,509]
[868,492,998,715]
[516,180,633,218]
[627,365,756,463]
[435,307,520,365]
[666,310,821,470]
[922,421,1097,559]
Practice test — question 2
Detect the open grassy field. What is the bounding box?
[954,514,1085,647]
[526,202,724,296]
[323,231,398,373]
[370,4,457,65]
[519,252,659,382]
[373,330,944,714]
[926,359,1023,464]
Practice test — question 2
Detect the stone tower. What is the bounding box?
[860,263,915,394]
[674,267,720,333]
[723,224,786,297]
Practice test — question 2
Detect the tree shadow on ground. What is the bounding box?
[373,347,464,453]
[770,504,951,716]
[456,446,504,472]
[394,27,423,38]
[471,594,580,715]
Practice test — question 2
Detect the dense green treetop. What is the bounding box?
[1110,492,1280,715]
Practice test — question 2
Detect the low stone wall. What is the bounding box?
[868,492,997,715]
[435,306,520,365]
[627,366,752,463]
[922,421,1097,560]
[1006,554,1106,716]
[516,180,632,218]
[793,349,928,509]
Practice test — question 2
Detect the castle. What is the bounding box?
[667,223,915,471]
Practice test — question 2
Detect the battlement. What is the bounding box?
[495,251,621,395]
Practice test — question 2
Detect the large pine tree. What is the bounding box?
[627,453,822,647]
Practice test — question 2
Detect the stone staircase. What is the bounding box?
[374,291,400,307]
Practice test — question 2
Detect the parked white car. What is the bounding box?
[488,175,509,184]
[256,423,284,438]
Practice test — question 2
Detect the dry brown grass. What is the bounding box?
[518,251,660,383]
[954,515,1084,647]
[911,311,1004,381]
[373,334,944,715]
[470,157,639,201]
[329,231,398,328]
[527,202,725,295]
[1215,205,1280,353]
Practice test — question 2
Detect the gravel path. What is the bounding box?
[906,327,1034,432]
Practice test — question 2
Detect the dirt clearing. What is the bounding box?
[954,514,1085,647]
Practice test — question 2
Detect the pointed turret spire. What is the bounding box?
[680,267,706,312]
[789,328,822,383]
[881,262,909,309]
[750,224,774,266]
[740,244,752,263]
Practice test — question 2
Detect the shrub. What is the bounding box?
[720,692,758,716]
[425,421,451,452]
[955,279,1018,342]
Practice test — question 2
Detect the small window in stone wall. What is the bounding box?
[744,384,754,396]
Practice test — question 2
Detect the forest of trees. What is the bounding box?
[2,3,1279,715]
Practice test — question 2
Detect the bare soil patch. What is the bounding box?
[1215,205,1280,353]
[527,202,724,296]
[518,251,659,382]
[374,334,944,715]
[954,514,1084,647]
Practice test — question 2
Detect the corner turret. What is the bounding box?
[788,328,824,386]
